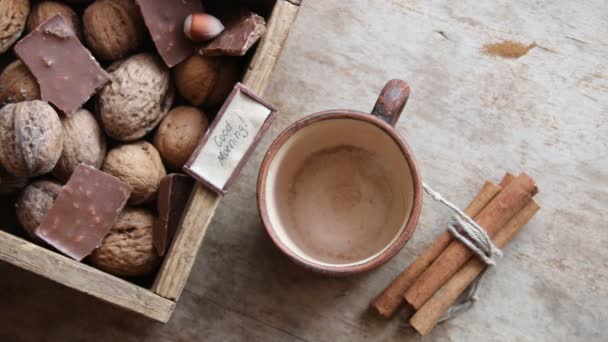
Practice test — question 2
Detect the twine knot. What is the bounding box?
[419,182,503,323]
[422,182,502,265]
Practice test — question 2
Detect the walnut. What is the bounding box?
[174,55,241,107]
[98,53,174,141]
[0,60,40,105]
[83,0,145,61]
[153,106,209,170]
[0,100,64,177]
[15,179,62,237]
[90,208,159,277]
[0,167,28,195]
[52,108,106,182]
[27,1,82,40]
[0,0,29,54]
[102,141,166,205]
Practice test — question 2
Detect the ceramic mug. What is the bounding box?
[257,79,422,275]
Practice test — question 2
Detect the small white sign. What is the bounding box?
[185,84,278,194]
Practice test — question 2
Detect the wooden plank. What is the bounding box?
[152,184,220,300]
[152,0,301,301]
[151,0,608,339]
[1,0,607,340]
[0,230,174,323]
[242,0,301,95]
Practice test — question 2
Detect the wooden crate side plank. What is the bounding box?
[152,184,220,299]
[152,0,301,301]
[0,231,175,323]
[243,0,301,94]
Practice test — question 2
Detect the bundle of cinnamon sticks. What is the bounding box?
[370,172,540,335]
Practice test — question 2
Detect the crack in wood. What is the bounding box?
[566,36,589,45]
[435,30,451,41]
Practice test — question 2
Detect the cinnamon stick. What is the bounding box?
[404,173,537,309]
[370,181,501,318]
[410,200,540,335]
[499,172,515,187]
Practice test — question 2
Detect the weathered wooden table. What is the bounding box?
[1,0,606,340]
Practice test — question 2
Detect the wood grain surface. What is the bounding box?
[1,0,607,341]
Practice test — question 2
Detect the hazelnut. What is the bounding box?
[90,208,159,277]
[52,109,106,182]
[0,167,28,195]
[184,13,224,42]
[0,60,40,105]
[98,53,174,141]
[153,106,209,170]
[102,141,166,205]
[15,179,62,238]
[27,1,82,40]
[83,0,145,61]
[0,100,64,177]
[174,55,241,107]
[0,0,29,54]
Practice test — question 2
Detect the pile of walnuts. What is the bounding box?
[0,0,243,278]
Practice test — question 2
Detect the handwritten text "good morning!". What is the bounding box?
[214,114,250,167]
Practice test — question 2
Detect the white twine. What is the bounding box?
[419,182,503,323]
[422,183,503,265]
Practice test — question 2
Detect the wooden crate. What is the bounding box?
[0,0,301,323]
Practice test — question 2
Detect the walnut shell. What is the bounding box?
[83,0,145,61]
[0,60,40,105]
[90,208,159,277]
[0,168,28,195]
[52,108,106,182]
[27,1,82,40]
[0,0,29,54]
[153,106,209,170]
[174,55,241,107]
[98,53,174,141]
[0,100,64,177]
[102,141,166,205]
[15,179,62,237]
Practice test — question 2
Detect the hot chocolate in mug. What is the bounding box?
[257,80,422,275]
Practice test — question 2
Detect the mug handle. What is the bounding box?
[371,79,410,127]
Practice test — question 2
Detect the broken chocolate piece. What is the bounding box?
[36,164,131,261]
[199,10,266,56]
[154,174,194,256]
[136,0,203,67]
[14,15,110,116]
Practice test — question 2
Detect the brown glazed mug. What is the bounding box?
[257,79,422,275]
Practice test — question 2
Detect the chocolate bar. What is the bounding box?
[154,174,194,256]
[136,0,203,67]
[199,10,266,56]
[14,15,110,116]
[36,164,131,261]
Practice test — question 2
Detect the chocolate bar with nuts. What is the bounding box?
[14,15,110,116]
[136,0,203,67]
[36,164,131,261]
